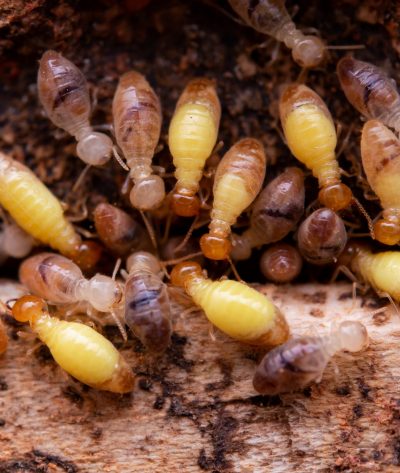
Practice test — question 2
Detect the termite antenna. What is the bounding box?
[227,256,242,282]
[352,197,375,239]
[162,251,203,266]
[326,44,365,50]
[173,215,199,254]
[110,309,128,342]
[161,211,173,245]
[139,210,157,249]
[113,146,129,171]
[112,258,122,281]
[72,164,91,193]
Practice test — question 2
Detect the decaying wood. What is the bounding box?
[1,281,400,472]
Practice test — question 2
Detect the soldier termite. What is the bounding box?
[260,243,303,283]
[169,78,221,217]
[200,138,267,260]
[171,261,289,347]
[227,0,325,68]
[297,208,347,265]
[11,295,135,393]
[253,320,368,394]
[38,50,113,166]
[231,167,304,260]
[124,251,172,353]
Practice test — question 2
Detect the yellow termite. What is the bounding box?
[279,84,352,212]
[171,261,289,347]
[361,120,400,245]
[169,78,221,217]
[0,152,82,260]
[200,138,267,260]
[38,50,113,166]
[12,295,135,393]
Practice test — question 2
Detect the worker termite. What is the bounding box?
[279,84,352,212]
[0,219,34,262]
[93,202,149,256]
[113,70,164,211]
[0,318,8,355]
[361,120,400,245]
[297,208,347,265]
[0,152,85,261]
[200,138,267,260]
[38,50,113,166]
[124,251,171,353]
[12,295,135,393]
[253,320,368,395]
[231,167,305,260]
[260,243,303,283]
[19,253,123,315]
[171,261,289,347]
[337,57,400,133]
[227,0,325,68]
[169,78,221,217]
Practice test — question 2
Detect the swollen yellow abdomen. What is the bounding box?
[283,105,338,181]
[169,104,217,189]
[0,157,79,256]
[212,174,253,227]
[35,318,119,386]
[188,279,285,345]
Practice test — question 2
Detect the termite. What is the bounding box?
[0,219,34,262]
[171,261,289,347]
[337,57,400,133]
[260,243,303,283]
[0,318,8,355]
[228,0,325,68]
[112,70,164,211]
[279,84,352,212]
[231,167,304,260]
[200,138,267,260]
[19,253,123,314]
[0,152,84,261]
[12,295,135,393]
[93,202,149,256]
[253,320,368,395]
[124,251,171,353]
[297,208,347,265]
[38,50,113,166]
[169,78,221,217]
[361,120,400,245]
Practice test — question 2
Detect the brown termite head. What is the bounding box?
[260,243,303,284]
[297,208,347,265]
[337,57,400,128]
[93,202,148,256]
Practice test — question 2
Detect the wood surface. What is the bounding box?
[1,281,400,472]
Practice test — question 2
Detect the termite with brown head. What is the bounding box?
[231,167,305,260]
[297,208,347,265]
[93,202,150,256]
[11,295,135,393]
[169,78,221,217]
[227,0,325,68]
[253,321,368,395]
[361,120,400,245]
[200,138,267,260]
[112,70,164,212]
[38,50,113,166]
[124,251,171,353]
[337,57,400,134]
[260,243,303,284]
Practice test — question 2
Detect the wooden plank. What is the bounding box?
[1,281,399,472]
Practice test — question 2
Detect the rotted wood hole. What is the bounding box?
[0,1,400,472]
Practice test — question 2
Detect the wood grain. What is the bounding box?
[1,281,400,472]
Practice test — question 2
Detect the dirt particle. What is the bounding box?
[338,291,353,301]
[353,404,363,418]
[302,291,327,305]
[62,386,84,406]
[205,360,233,392]
[90,427,102,440]
[335,385,351,396]
[0,377,8,391]
[248,394,282,407]
[153,395,165,410]
[309,308,324,318]
[0,418,5,427]
[138,377,153,391]
[166,333,194,371]
[356,379,372,400]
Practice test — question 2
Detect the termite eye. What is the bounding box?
[373,220,400,246]
[12,295,45,323]
[130,175,165,211]
[170,261,202,287]
[292,37,325,68]
[200,234,232,260]
[171,193,200,217]
[72,241,103,272]
[76,132,113,166]
[318,183,352,211]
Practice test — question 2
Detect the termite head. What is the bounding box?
[373,218,400,246]
[318,183,352,211]
[12,295,47,326]
[170,261,203,288]
[130,175,165,211]
[336,321,369,353]
[87,275,123,312]
[72,240,103,272]
[76,132,113,166]
[200,233,232,260]
[292,36,325,69]
[337,240,369,267]
[171,191,200,217]
[126,251,162,276]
